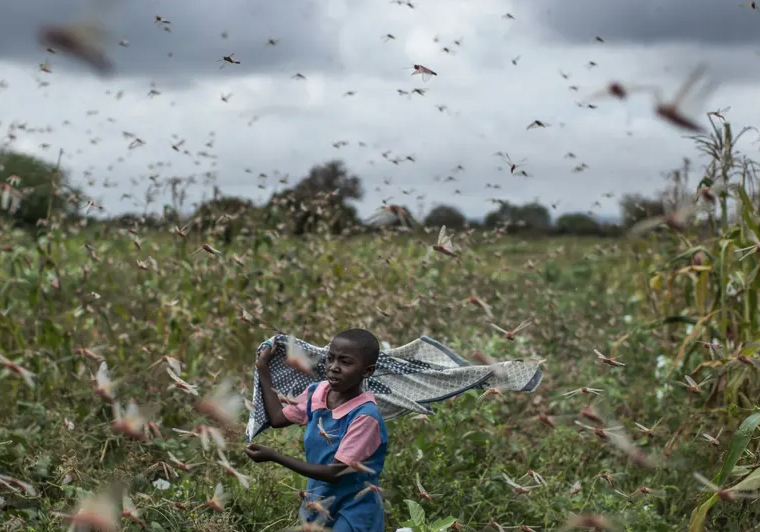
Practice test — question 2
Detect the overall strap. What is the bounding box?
[304,382,320,417]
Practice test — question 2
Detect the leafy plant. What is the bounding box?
[399,500,457,532]
[689,411,760,532]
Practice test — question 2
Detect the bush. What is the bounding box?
[0,150,82,228]
[555,213,601,236]
[424,205,467,229]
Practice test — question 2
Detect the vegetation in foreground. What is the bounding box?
[1,117,760,531]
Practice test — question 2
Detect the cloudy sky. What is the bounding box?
[0,0,758,222]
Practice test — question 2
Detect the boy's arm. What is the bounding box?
[256,346,293,429]
[247,444,346,484]
[273,453,348,485]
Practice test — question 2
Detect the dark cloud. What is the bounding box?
[523,1,760,45]
[2,0,753,225]
[0,0,344,82]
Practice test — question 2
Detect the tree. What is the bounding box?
[484,200,516,229]
[192,195,258,245]
[514,202,551,232]
[112,212,160,229]
[556,213,601,235]
[0,150,82,227]
[267,160,363,235]
[423,204,466,229]
[293,160,363,200]
[483,200,551,233]
[619,193,666,228]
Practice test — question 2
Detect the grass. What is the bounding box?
[2,117,760,531]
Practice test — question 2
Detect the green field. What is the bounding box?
[2,119,760,532]
[2,201,760,532]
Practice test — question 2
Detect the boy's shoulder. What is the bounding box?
[353,394,384,421]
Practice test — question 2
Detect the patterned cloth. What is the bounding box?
[245,334,544,442]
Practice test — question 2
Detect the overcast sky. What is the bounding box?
[0,0,758,222]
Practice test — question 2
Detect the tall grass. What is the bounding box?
[628,117,760,530]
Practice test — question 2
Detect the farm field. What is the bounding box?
[2,219,759,532]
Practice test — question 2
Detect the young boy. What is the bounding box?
[246,328,388,531]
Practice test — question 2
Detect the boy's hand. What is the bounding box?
[245,443,278,463]
[256,344,274,369]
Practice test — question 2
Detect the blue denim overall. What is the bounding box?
[299,383,388,532]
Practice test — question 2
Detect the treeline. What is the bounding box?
[0,151,668,239]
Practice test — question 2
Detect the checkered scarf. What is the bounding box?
[246,334,543,442]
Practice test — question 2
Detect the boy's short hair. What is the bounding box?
[334,328,380,366]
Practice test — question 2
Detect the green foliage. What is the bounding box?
[424,205,467,230]
[618,193,666,228]
[484,200,514,229]
[621,117,760,529]
[515,201,552,232]
[0,224,735,532]
[689,411,760,532]
[192,195,259,245]
[266,159,363,235]
[483,201,551,233]
[400,500,457,532]
[293,159,363,200]
[555,212,600,235]
[0,150,82,228]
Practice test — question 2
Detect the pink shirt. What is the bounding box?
[283,381,382,464]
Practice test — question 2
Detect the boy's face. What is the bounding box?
[326,336,375,393]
